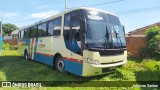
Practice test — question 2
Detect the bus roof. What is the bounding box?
[19,7,117,31]
[68,7,117,16]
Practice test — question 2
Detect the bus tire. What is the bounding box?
[55,55,65,72]
[24,50,29,60]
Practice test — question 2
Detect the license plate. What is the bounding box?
[109,67,116,70]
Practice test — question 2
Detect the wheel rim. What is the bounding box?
[57,60,64,71]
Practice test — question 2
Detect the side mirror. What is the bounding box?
[122,26,125,33]
[113,30,117,38]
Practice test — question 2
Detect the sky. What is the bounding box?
[0,0,160,33]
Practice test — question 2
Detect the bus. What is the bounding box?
[18,7,127,76]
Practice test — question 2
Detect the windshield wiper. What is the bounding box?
[103,25,109,49]
[112,26,123,51]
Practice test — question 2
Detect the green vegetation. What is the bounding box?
[2,42,18,50]
[0,50,160,90]
[2,42,10,50]
[140,25,160,58]
[2,23,19,36]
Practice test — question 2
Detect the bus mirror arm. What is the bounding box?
[122,26,125,34]
[82,31,87,37]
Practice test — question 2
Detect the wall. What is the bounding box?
[126,36,147,56]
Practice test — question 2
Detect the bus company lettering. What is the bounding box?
[88,15,103,20]
[38,40,45,48]
[38,44,45,48]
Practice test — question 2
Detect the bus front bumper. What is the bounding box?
[82,58,127,76]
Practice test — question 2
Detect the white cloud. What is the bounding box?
[30,11,58,19]
[35,5,50,10]
[0,12,19,18]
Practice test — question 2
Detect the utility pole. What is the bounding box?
[0,17,2,36]
[0,17,2,56]
[65,0,67,11]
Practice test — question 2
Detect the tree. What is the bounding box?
[2,23,19,36]
[145,26,160,51]
[140,25,160,58]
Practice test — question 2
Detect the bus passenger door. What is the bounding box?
[70,17,81,54]
[64,10,84,55]
[63,10,85,75]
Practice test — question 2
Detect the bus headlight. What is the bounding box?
[123,57,127,61]
[84,58,100,65]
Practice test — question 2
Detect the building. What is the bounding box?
[126,22,160,56]
[11,30,19,39]
[2,30,19,46]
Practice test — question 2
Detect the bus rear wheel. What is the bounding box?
[55,56,65,72]
[24,50,29,60]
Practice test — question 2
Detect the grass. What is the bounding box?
[0,50,160,90]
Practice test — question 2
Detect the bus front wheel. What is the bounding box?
[55,56,65,72]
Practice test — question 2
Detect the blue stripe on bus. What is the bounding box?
[33,38,53,66]
[64,60,82,76]
[27,38,82,76]
[34,53,53,66]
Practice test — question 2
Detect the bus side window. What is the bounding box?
[30,26,37,38]
[48,17,62,36]
[38,25,41,37]
[38,23,47,37]
[34,26,38,37]
[18,31,21,39]
[30,28,33,38]
[53,17,61,36]
[21,30,24,39]
[48,21,54,36]
[41,23,47,37]
[24,29,29,39]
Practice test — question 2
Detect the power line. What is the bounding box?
[70,0,124,8]
[115,5,160,14]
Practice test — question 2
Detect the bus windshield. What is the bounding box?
[84,10,126,50]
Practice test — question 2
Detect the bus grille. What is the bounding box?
[99,49,124,56]
[101,60,123,65]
